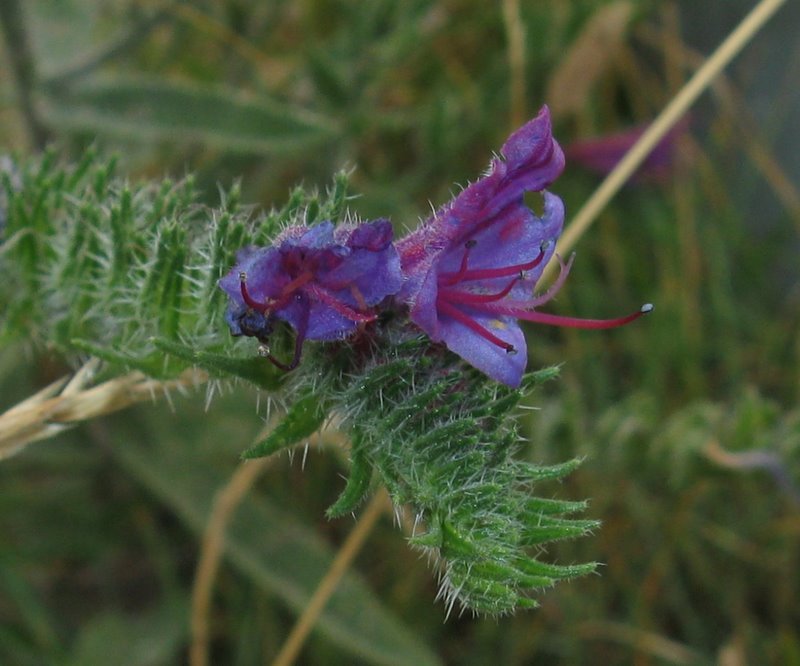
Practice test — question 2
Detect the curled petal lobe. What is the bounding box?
[396,105,564,293]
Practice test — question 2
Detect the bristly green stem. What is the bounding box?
[1,152,597,614]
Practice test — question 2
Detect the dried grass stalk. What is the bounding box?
[0,358,208,460]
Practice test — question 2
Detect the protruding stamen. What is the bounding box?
[490,302,654,329]
[265,299,311,372]
[438,300,515,353]
[239,272,268,312]
[489,252,574,311]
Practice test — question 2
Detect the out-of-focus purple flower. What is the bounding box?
[219,219,402,369]
[397,106,651,387]
[564,117,690,181]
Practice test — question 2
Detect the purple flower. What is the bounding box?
[397,106,651,387]
[219,219,402,369]
[564,116,691,182]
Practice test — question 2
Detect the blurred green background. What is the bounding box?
[1,0,799,664]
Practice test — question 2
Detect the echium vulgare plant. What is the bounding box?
[1,106,651,614]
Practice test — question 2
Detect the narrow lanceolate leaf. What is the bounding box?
[326,440,373,518]
[241,392,327,460]
[41,77,338,154]
[71,340,174,380]
[153,339,284,391]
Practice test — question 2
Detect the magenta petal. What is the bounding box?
[397,106,564,302]
[219,219,403,348]
[436,310,528,388]
[397,107,570,386]
[564,116,690,181]
[493,106,565,204]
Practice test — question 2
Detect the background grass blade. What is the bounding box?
[41,77,338,154]
[112,411,441,666]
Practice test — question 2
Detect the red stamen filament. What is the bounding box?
[492,253,574,311]
[439,245,545,285]
[439,240,476,286]
[487,303,654,329]
[306,283,376,323]
[438,274,520,305]
[266,299,311,371]
[239,273,267,311]
[438,300,516,353]
[239,270,315,313]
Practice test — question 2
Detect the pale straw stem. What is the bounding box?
[502,0,527,129]
[189,454,274,666]
[542,0,788,284]
[271,489,391,666]
[0,359,207,460]
[188,426,352,666]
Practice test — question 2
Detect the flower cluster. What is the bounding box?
[220,106,650,385]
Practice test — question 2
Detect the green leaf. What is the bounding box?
[519,516,600,547]
[71,339,173,379]
[524,458,585,482]
[65,598,187,666]
[41,77,338,154]
[522,496,590,516]
[153,338,284,390]
[515,558,598,581]
[326,441,373,518]
[241,392,327,459]
[112,420,441,666]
